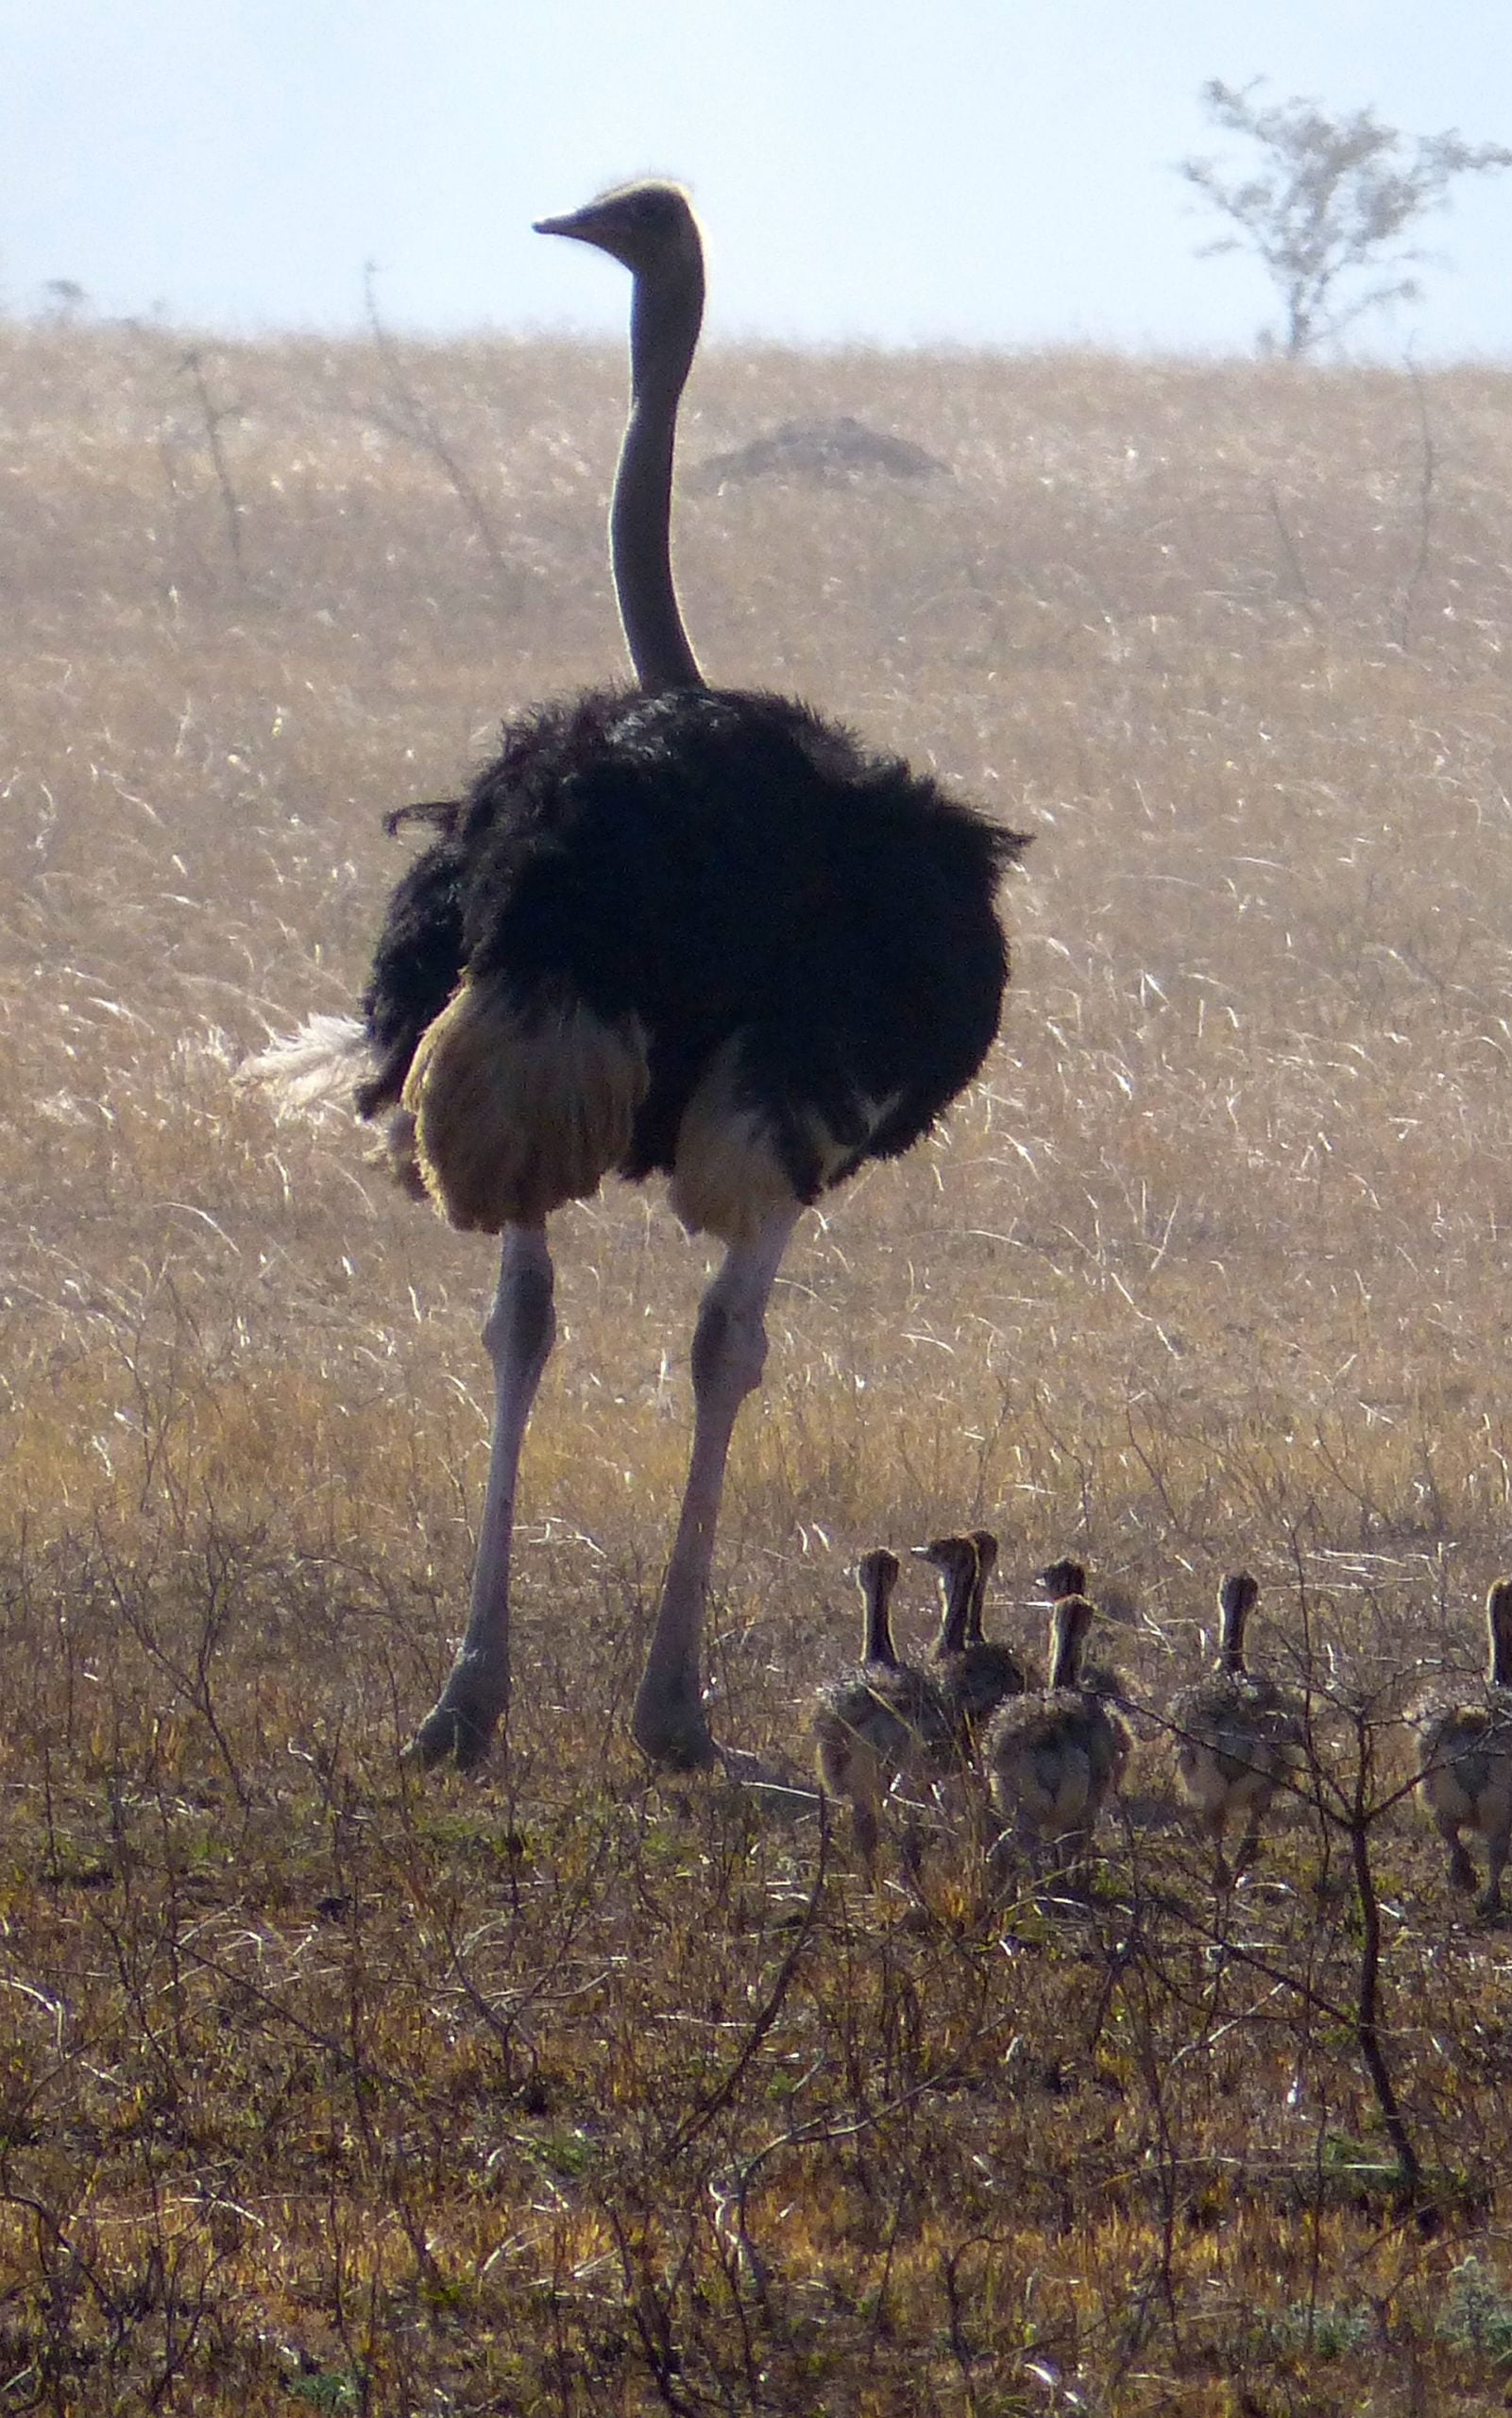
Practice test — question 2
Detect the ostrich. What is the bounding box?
[254,181,1021,1775]
[919,1532,977,1657]
[1170,1572,1305,1882]
[811,1547,955,1866]
[919,1530,1030,1743]
[983,1578,1130,1876]
[1416,1578,1512,1917]
[1035,1557,1127,1712]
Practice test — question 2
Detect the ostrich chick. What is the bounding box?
[1036,1558,1126,1710]
[1417,1577,1512,1917]
[1171,1572,1305,1882]
[812,1549,954,1866]
[920,1530,1029,1745]
[982,1585,1130,1874]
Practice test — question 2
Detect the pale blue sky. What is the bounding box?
[3,1,1509,355]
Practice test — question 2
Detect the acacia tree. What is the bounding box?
[1181,79,1511,355]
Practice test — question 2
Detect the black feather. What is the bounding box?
[359,684,1024,1203]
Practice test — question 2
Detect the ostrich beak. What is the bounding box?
[534,202,614,247]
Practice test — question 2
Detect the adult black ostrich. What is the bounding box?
[263,181,1024,1776]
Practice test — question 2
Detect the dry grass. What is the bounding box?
[4,315,1512,2408]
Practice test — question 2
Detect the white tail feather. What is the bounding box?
[241,1014,374,1112]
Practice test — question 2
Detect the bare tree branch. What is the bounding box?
[1181,79,1511,355]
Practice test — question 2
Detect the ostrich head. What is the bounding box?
[1037,1557,1087,1606]
[535,180,702,283]
[912,1534,978,1588]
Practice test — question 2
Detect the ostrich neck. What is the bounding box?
[1218,1609,1249,1677]
[1490,1606,1512,1689]
[965,1569,991,1645]
[613,271,705,691]
[864,1579,897,1669]
[938,1564,975,1657]
[1049,1611,1083,1692]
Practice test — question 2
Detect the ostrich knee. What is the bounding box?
[484,1238,556,1389]
[690,1285,769,1416]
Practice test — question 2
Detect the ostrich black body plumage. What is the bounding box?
[359,686,1015,1220]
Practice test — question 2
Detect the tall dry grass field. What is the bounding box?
[4,314,1512,2409]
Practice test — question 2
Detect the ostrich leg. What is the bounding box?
[633,1207,800,1770]
[412,1223,555,1770]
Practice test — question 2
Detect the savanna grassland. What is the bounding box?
[4,311,1512,2412]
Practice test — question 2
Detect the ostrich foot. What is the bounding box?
[631,1674,815,1803]
[717,1745,819,1803]
[1447,1841,1479,1893]
[631,1671,719,1773]
[406,1659,507,1773]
